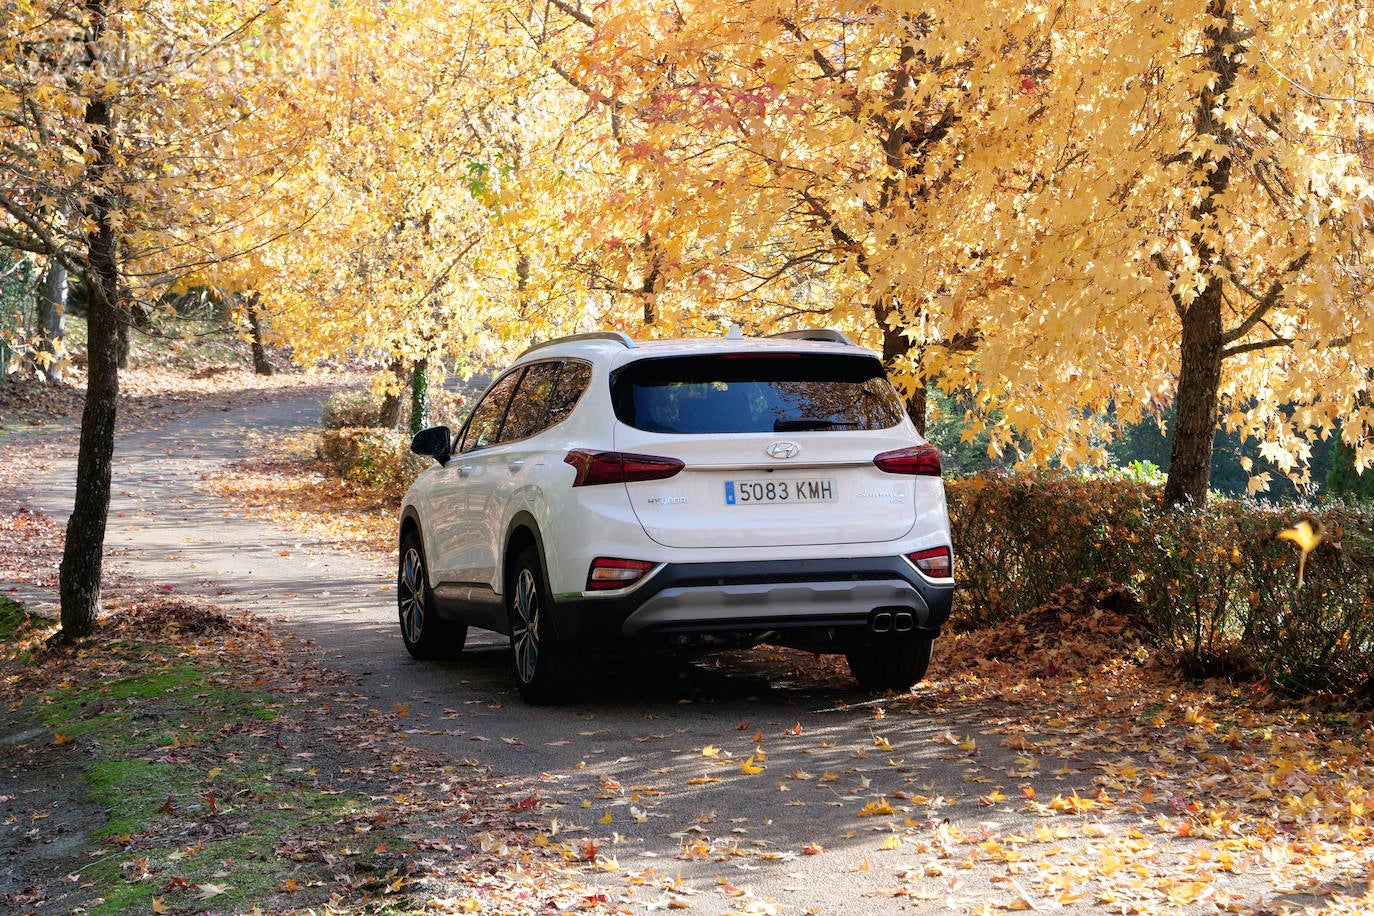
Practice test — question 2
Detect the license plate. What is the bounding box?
[724,478,837,505]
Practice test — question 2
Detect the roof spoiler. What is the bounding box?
[519,331,637,358]
[766,328,854,345]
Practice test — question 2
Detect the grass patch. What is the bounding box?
[21,622,402,914]
[0,594,30,641]
[0,593,50,664]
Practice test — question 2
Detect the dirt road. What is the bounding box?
[11,395,1322,914]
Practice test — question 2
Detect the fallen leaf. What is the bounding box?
[739,755,765,776]
[197,883,230,900]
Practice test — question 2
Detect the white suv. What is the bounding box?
[398,329,956,704]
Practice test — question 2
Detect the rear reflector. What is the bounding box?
[874,444,942,476]
[907,546,952,579]
[565,449,685,486]
[587,557,656,591]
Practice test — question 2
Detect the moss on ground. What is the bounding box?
[32,643,387,914]
[0,594,33,642]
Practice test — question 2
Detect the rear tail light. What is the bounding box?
[908,546,952,579]
[874,444,942,476]
[587,557,656,591]
[564,449,685,486]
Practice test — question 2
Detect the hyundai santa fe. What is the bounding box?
[398,328,956,704]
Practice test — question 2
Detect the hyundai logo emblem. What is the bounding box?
[766,441,801,459]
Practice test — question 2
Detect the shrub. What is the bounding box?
[321,387,468,433]
[946,474,1374,703]
[321,390,383,430]
[947,472,1158,629]
[1232,505,1374,698]
[316,427,425,500]
[411,388,467,432]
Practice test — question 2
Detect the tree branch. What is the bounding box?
[0,190,82,273]
[546,0,595,29]
[1222,337,1292,358]
[1221,248,1311,344]
[1149,252,1187,319]
[778,19,841,79]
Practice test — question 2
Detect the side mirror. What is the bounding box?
[410,425,452,465]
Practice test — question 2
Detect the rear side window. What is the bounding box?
[460,369,523,452]
[499,361,561,443]
[610,354,904,434]
[546,361,592,427]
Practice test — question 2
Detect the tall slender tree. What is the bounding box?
[1,0,328,635]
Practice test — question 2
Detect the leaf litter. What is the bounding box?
[7,411,1373,914]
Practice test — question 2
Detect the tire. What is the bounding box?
[398,533,467,660]
[507,546,584,705]
[845,636,934,692]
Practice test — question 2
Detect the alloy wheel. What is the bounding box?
[511,567,540,683]
[400,547,426,643]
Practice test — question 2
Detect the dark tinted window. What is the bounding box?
[460,369,523,452]
[546,360,592,427]
[611,354,904,434]
[499,362,560,443]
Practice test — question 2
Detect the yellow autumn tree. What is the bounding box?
[229,0,629,394]
[0,0,333,634]
[541,0,1373,500]
[928,0,1374,503]
[536,0,1095,427]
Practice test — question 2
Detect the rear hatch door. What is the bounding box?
[611,351,921,549]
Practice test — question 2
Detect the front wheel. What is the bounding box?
[845,636,934,692]
[508,547,584,705]
[398,533,466,660]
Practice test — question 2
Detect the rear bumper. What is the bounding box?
[547,556,953,647]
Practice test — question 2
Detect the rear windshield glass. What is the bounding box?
[610,354,905,434]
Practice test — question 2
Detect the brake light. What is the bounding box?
[564,449,685,486]
[908,546,952,579]
[874,444,942,476]
[587,557,655,591]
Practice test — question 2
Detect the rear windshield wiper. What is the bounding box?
[773,418,862,432]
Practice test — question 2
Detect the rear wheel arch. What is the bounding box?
[502,514,545,590]
[399,511,421,544]
[399,509,424,579]
[504,514,571,642]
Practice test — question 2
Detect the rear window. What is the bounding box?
[610,354,905,434]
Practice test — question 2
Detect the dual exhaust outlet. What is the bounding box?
[870,608,916,634]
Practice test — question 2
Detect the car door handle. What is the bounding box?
[457,465,474,479]
[508,459,525,473]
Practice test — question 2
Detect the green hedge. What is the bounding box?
[316,427,426,498]
[320,387,468,433]
[947,474,1374,703]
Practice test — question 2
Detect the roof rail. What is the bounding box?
[519,331,637,358]
[767,328,854,346]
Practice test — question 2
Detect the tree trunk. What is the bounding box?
[879,309,928,435]
[1162,0,1238,507]
[378,358,404,428]
[409,359,429,437]
[59,5,118,639]
[905,383,928,436]
[114,311,130,369]
[641,237,661,326]
[243,293,274,376]
[1164,281,1224,505]
[35,258,67,383]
